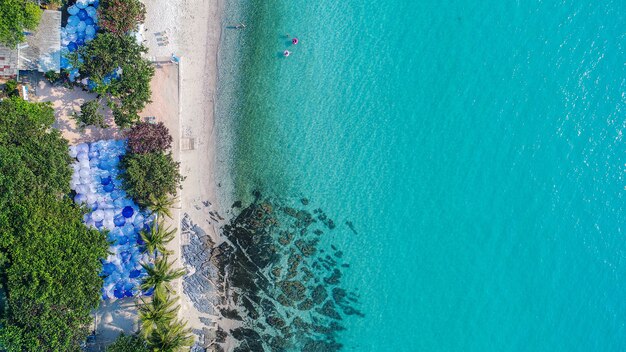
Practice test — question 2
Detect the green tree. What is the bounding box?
[3,79,18,97]
[119,152,183,207]
[147,194,177,220]
[140,257,185,298]
[72,99,108,129]
[138,293,180,340]
[0,0,41,47]
[106,333,149,352]
[76,34,154,128]
[98,0,146,36]
[140,220,176,257]
[145,318,193,352]
[0,98,108,351]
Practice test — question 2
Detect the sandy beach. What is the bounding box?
[143,0,234,348]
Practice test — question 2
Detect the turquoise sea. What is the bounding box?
[217,0,626,350]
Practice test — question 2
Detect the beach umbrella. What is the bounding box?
[74,194,87,204]
[78,9,89,20]
[77,21,87,32]
[68,15,80,26]
[76,0,89,9]
[103,183,115,192]
[68,5,79,15]
[66,32,78,42]
[85,24,96,36]
[67,42,78,52]
[114,215,126,227]
[76,38,85,46]
[122,206,134,218]
[86,6,97,17]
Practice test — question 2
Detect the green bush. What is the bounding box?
[76,34,154,128]
[106,333,149,352]
[3,80,18,97]
[44,70,60,83]
[0,98,108,351]
[119,152,184,207]
[72,99,108,129]
[0,0,41,47]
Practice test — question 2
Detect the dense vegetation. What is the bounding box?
[106,333,149,352]
[98,0,146,36]
[0,98,108,351]
[73,99,108,129]
[119,122,182,208]
[75,33,154,128]
[0,0,41,47]
[126,122,173,154]
[119,152,183,207]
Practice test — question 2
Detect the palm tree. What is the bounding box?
[146,318,194,351]
[138,293,180,340]
[140,256,186,298]
[140,220,176,257]
[147,194,178,220]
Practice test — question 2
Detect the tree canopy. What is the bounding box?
[0,0,41,48]
[126,122,173,154]
[0,98,108,351]
[76,33,154,128]
[106,333,149,352]
[73,99,108,129]
[98,0,146,36]
[119,152,183,207]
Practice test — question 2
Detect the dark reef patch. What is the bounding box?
[216,195,363,351]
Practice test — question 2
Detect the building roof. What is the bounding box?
[0,47,18,78]
[0,10,61,78]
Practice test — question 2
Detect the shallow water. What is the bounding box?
[217,0,626,350]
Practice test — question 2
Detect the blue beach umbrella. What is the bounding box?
[67,42,78,52]
[86,6,97,17]
[78,9,89,20]
[68,5,79,15]
[114,215,126,227]
[76,0,89,9]
[122,206,134,218]
[66,25,77,34]
[68,15,80,26]
[85,24,96,36]
[85,17,94,26]
[77,21,87,32]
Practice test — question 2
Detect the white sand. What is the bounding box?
[144,0,233,347]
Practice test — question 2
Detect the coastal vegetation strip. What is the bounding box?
[0,97,108,350]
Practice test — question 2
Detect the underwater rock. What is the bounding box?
[216,197,362,351]
[232,200,242,208]
[317,300,342,320]
[311,285,328,305]
[300,198,309,205]
[324,268,342,285]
